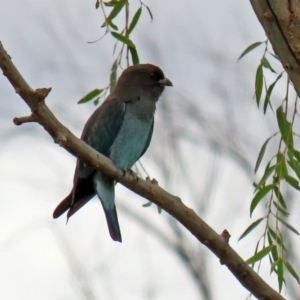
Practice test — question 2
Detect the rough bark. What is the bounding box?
[250,0,300,96]
[0,41,285,300]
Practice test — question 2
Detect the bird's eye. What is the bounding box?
[150,72,158,81]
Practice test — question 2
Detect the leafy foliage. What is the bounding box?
[79,0,152,105]
[238,41,264,61]
[239,40,300,292]
[77,4,300,296]
[77,89,104,104]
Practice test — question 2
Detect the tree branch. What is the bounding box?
[250,0,300,96]
[13,113,37,125]
[0,41,285,300]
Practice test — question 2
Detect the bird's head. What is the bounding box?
[114,64,172,101]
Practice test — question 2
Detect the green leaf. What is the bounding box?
[101,0,126,29]
[106,0,125,20]
[276,152,288,179]
[104,18,118,30]
[261,56,277,73]
[109,59,118,92]
[256,164,276,189]
[104,1,120,7]
[111,31,135,48]
[145,5,153,22]
[293,149,300,162]
[277,257,284,292]
[238,41,264,61]
[129,47,140,65]
[269,52,280,61]
[276,105,294,148]
[93,97,100,106]
[238,218,265,241]
[267,231,272,249]
[268,226,286,250]
[128,7,142,34]
[270,260,278,274]
[287,159,300,179]
[250,240,261,268]
[255,64,263,106]
[273,201,289,217]
[270,238,278,262]
[246,245,274,264]
[287,148,294,162]
[142,201,152,207]
[263,72,283,114]
[284,260,300,283]
[77,89,103,104]
[110,64,117,92]
[273,186,287,210]
[254,136,274,173]
[284,175,300,190]
[111,58,118,70]
[277,216,300,235]
[250,184,274,216]
[95,0,100,9]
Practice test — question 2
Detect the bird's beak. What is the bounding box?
[159,77,173,87]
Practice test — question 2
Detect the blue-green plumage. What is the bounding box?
[53,64,172,242]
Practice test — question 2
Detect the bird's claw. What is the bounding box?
[122,169,139,183]
[146,177,159,186]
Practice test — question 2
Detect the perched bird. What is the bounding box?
[53,64,172,242]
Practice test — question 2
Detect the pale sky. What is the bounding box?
[0,1,298,299]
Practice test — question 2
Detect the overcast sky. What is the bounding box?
[0,1,297,299]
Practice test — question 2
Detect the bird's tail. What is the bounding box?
[53,190,73,218]
[93,171,122,242]
[103,205,122,242]
[53,188,95,219]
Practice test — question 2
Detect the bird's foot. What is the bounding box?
[146,177,159,186]
[122,169,139,183]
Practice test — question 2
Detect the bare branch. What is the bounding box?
[0,40,285,300]
[13,114,37,125]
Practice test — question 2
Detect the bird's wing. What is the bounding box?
[77,97,126,178]
[84,98,126,153]
[74,97,126,190]
[53,98,126,219]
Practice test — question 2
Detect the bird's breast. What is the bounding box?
[125,97,156,122]
[109,111,153,170]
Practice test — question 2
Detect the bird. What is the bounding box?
[53,63,172,242]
